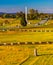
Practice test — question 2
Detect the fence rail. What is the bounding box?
[0,42,53,46]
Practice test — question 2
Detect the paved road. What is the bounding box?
[35,18,48,26]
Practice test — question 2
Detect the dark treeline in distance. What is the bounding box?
[0,9,53,20]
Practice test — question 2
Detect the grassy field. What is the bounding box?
[0,44,53,65]
[0,18,41,28]
[0,45,29,65]
[0,30,53,65]
[0,18,53,65]
[0,31,53,42]
[0,18,53,28]
[20,44,53,65]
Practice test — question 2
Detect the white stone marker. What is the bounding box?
[11,43,13,45]
[34,49,37,56]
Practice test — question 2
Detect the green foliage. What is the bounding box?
[20,14,27,26]
[28,9,39,20]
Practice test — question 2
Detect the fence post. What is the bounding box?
[34,49,37,56]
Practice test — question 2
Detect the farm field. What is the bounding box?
[0,18,53,65]
[0,18,41,28]
[0,45,29,65]
[22,44,53,65]
[0,18,53,29]
[0,31,53,43]
[0,44,53,65]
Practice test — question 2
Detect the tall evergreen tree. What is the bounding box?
[20,14,27,26]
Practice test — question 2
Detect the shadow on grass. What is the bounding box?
[37,54,53,56]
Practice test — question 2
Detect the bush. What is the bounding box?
[20,14,27,26]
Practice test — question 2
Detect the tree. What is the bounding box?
[3,14,11,18]
[4,20,9,24]
[29,9,38,20]
[29,9,36,14]
[16,11,24,19]
[20,14,27,26]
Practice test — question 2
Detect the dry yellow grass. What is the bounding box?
[0,44,53,65]
[0,31,53,42]
[45,20,53,25]
[21,44,53,65]
[0,46,29,65]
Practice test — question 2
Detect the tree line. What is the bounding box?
[0,9,53,20]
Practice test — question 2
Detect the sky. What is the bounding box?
[0,0,53,13]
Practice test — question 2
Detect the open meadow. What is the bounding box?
[0,31,53,43]
[0,18,41,29]
[0,44,53,65]
[0,0,53,65]
[0,18,53,65]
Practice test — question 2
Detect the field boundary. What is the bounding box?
[19,56,29,65]
[0,41,53,46]
[18,29,53,32]
[1,28,53,32]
